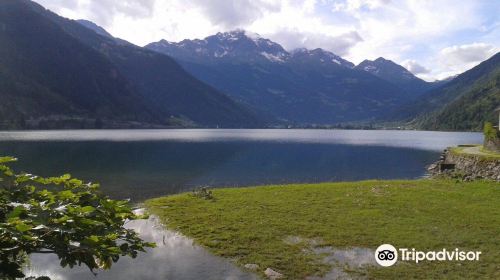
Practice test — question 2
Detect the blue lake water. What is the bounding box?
[0,129,483,280]
[0,129,482,200]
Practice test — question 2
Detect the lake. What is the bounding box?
[0,129,482,200]
[1,129,482,280]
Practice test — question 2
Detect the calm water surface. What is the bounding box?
[0,129,481,200]
[25,213,257,280]
[1,129,482,280]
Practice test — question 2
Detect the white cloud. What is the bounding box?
[332,0,391,12]
[37,0,155,27]
[414,43,498,81]
[40,0,78,10]
[92,0,156,26]
[402,59,430,74]
[185,0,282,28]
[344,0,486,62]
[34,0,499,80]
[440,43,497,66]
[428,42,498,80]
[265,29,362,56]
[248,0,362,55]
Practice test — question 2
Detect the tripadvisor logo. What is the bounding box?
[375,244,481,267]
[375,244,398,267]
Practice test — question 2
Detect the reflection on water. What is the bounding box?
[307,247,376,280]
[25,215,258,280]
[0,129,481,200]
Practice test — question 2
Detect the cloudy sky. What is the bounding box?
[35,0,499,81]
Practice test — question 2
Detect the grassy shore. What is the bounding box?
[145,179,500,279]
[449,145,500,160]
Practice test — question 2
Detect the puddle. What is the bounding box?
[306,246,376,280]
[313,247,376,268]
[24,214,258,280]
[282,235,376,279]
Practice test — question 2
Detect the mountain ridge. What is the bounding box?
[414,52,500,131]
[5,3,493,131]
[146,30,425,124]
[355,57,434,96]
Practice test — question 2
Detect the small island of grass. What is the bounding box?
[146,179,500,279]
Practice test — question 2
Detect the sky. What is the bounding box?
[34,0,499,81]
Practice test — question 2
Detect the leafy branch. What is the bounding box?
[0,156,155,279]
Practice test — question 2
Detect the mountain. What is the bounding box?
[414,52,500,131]
[0,0,261,129]
[147,31,416,124]
[0,0,156,128]
[427,75,456,89]
[76,19,113,38]
[289,48,354,68]
[355,57,433,96]
[152,30,290,64]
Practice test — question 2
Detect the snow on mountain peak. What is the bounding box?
[260,52,286,62]
[290,48,353,67]
[364,65,377,72]
[147,31,355,67]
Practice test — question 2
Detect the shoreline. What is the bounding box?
[145,179,500,279]
[428,145,500,181]
[0,127,486,133]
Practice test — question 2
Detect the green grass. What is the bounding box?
[145,180,500,279]
[449,145,500,160]
[448,146,474,155]
[479,147,500,158]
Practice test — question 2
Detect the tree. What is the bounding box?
[0,156,155,279]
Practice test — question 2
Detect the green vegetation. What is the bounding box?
[0,157,154,279]
[410,53,500,131]
[484,122,499,140]
[449,145,500,160]
[479,146,500,158]
[146,180,500,279]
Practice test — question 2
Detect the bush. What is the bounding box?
[0,156,155,279]
[483,122,498,140]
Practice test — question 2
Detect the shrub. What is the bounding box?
[0,156,155,279]
[483,122,498,140]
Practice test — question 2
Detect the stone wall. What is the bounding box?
[443,150,500,181]
[484,138,500,153]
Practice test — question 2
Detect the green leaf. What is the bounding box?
[81,218,104,226]
[7,206,25,219]
[57,190,75,200]
[15,223,32,232]
[0,156,17,164]
[107,247,121,254]
[53,215,70,223]
[80,206,95,213]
